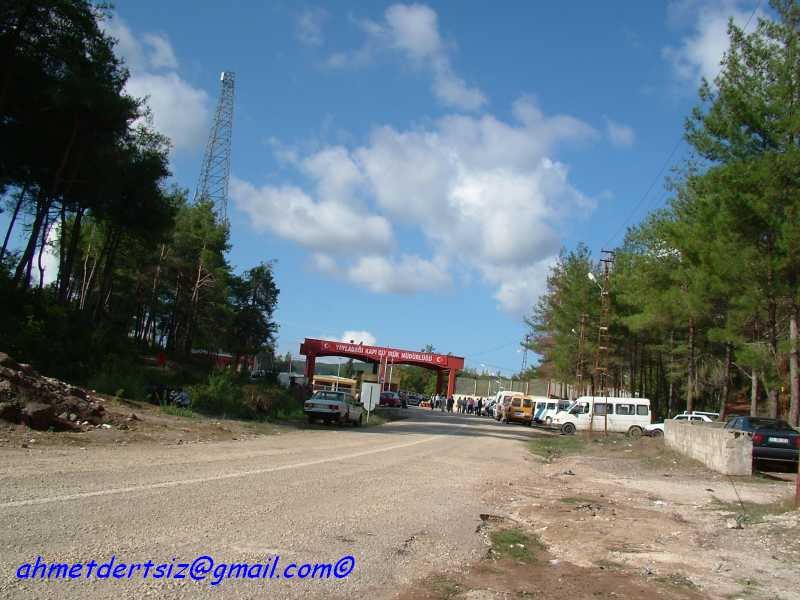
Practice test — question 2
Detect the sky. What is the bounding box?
[20,0,769,374]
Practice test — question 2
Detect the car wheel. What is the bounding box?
[561,423,576,435]
[627,426,643,439]
[307,415,315,424]
[545,416,553,427]
[651,429,663,438]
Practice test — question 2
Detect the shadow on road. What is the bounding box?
[304,406,558,444]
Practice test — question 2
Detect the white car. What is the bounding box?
[645,412,715,436]
[304,390,364,426]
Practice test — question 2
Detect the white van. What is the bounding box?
[532,398,572,426]
[551,396,651,437]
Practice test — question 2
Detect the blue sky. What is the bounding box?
[58,1,767,372]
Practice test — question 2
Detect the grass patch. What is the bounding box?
[528,435,585,460]
[488,528,545,563]
[560,496,597,505]
[159,405,196,418]
[595,559,626,571]
[654,574,698,590]
[363,413,387,427]
[424,574,464,599]
[709,496,796,525]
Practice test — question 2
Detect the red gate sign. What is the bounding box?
[300,338,464,371]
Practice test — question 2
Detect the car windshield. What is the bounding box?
[749,418,793,430]
[312,392,344,401]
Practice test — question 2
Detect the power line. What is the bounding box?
[604,0,763,248]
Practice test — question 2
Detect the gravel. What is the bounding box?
[0,408,546,599]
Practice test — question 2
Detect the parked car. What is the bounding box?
[379,391,402,408]
[680,410,720,420]
[645,412,715,437]
[304,390,364,426]
[405,393,421,406]
[724,416,799,466]
[551,396,651,437]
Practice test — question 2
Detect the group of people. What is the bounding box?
[430,394,485,416]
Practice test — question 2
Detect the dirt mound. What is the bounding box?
[0,351,105,431]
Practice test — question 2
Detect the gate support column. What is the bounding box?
[304,355,316,386]
[446,369,457,398]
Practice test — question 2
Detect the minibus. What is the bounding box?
[551,396,651,436]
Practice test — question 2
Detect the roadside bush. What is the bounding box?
[189,371,302,421]
[87,356,148,399]
[189,370,244,417]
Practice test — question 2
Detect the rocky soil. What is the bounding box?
[0,352,106,431]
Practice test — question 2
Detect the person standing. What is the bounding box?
[447,396,454,412]
[477,397,483,416]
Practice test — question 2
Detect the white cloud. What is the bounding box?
[236,96,599,314]
[662,1,763,84]
[604,116,635,147]
[142,33,179,70]
[346,255,452,294]
[295,7,329,47]
[230,177,393,255]
[327,3,486,110]
[126,73,209,151]
[102,15,209,152]
[384,3,442,58]
[340,330,377,346]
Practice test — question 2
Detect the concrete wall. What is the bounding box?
[665,420,753,476]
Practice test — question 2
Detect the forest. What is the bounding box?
[0,1,279,388]
[526,0,800,426]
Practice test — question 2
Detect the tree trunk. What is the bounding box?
[719,343,731,421]
[57,206,84,303]
[790,304,799,427]
[93,228,122,322]
[13,193,49,288]
[0,184,27,260]
[687,319,695,413]
[668,330,675,417]
[750,369,759,416]
[79,225,98,311]
[36,210,51,288]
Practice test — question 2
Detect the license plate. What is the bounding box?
[514,412,524,416]
[768,437,789,444]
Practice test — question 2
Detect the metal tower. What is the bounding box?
[194,71,235,223]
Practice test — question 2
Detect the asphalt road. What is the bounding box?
[0,408,547,599]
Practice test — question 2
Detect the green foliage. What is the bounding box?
[488,528,544,562]
[87,356,149,400]
[0,3,279,393]
[526,2,800,424]
[189,371,301,421]
[527,435,586,460]
[526,243,599,383]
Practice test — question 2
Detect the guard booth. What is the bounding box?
[299,339,465,398]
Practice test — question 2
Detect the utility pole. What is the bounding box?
[592,250,614,435]
[520,334,530,373]
[575,313,587,400]
[195,71,236,224]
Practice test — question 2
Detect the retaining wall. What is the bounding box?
[664,420,752,476]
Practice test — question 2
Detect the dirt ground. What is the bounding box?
[399,434,799,600]
[2,403,797,599]
[0,394,290,450]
